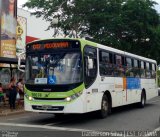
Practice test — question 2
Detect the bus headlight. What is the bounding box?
[66,97,72,102]
[25,94,34,101]
[29,96,34,101]
[65,91,82,102]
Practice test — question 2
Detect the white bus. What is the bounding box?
[19,38,158,118]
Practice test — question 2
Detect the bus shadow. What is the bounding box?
[50,103,156,126]
[30,103,156,126]
[111,103,154,115]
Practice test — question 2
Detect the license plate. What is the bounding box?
[41,105,52,110]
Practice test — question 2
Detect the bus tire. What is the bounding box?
[97,94,110,119]
[138,92,146,108]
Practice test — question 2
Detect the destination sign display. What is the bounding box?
[26,40,80,52]
[33,42,69,50]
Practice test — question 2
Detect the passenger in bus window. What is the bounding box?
[115,55,124,77]
[133,60,140,78]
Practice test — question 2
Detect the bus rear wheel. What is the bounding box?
[138,92,146,108]
[97,95,110,119]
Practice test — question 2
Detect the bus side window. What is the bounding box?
[140,61,145,78]
[138,60,141,77]
[126,57,133,77]
[84,46,97,88]
[146,62,151,78]
[151,64,156,79]
[114,55,124,77]
[99,50,113,76]
[133,59,140,78]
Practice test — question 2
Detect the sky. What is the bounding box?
[18,0,160,12]
[18,0,28,8]
[154,0,160,13]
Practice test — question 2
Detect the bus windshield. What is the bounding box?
[26,52,83,85]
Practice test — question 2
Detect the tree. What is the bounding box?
[84,0,125,48]
[24,0,160,62]
[23,0,93,37]
[87,0,160,60]
[93,0,160,63]
[120,0,160,60]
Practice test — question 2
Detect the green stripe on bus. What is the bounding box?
[24,83,85,99]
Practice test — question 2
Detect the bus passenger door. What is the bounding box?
[84,46,98,112]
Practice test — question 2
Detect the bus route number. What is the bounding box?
[32,93,42,98]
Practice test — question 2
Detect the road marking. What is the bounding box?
[0,122,91,132]
[0,122,159,136]
[8,116,30,121]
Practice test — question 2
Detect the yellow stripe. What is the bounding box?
[123,77,127,90]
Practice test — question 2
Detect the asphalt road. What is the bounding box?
[0,96,160,137]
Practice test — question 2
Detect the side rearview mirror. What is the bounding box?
[18,52,25,72]
[88,57,94,69]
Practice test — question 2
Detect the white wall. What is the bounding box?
[17,8,54,39]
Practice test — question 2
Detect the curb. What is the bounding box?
[0,109,26,116]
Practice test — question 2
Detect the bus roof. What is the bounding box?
[26,38,81,45]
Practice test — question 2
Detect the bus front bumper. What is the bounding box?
[24,96,85,114]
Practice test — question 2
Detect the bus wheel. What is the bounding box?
[138,92,146,108]
[97,95,110,119]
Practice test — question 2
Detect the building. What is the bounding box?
[17,8,55,43]
[0,0,22,87]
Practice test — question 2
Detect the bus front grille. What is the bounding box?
[33,98,65,101]
[32,105,64,111]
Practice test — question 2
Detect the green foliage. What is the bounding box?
[120,0,160,62]
[24,0,93,37]
[23,0,160,63]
